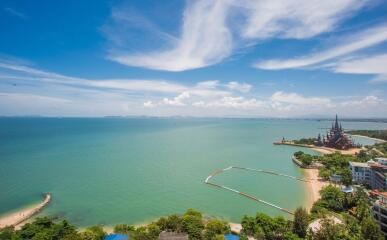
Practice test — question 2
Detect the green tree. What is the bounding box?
[203,219,229,240]
[293,207,309,238]
[361,217,383,240]
[181,215,204,240]
[114,224,135,235]
[311,218,347,240]
[319,185,345,212]
[241,216,255,236]
[80,226,105,240]
[0,226,16,240]
[340,168,353,186]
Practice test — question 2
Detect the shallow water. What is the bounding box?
[0,117,385,226]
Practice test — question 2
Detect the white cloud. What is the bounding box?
[106,0,368,71]
[340,95,384,107]
[109,0,233,71]
[193,96,265,109]
[332,53,387,82]
[162,92,191,106]
[241,0,367,40]
[143,101,156,108]
[254,24,387,70]
[226,81,252,93]
[270,91,331,106]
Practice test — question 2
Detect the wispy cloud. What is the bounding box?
[254,24,387,70]
[105,0,368,71]
[240,0,367,40]
[332,53,387,82]
[4,7,26,19]
[108,0,233,71]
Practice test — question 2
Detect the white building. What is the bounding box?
[349,161,371,185]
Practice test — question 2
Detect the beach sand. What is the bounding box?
[0,193,51,229]
[310,146,361,155]
[303,169,328,211]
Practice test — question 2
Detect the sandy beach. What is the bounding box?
[303,169,328,211]
[349,134,386,143]
[0,193,51,229]
[311,146,361,155]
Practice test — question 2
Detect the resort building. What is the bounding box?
[349,159,387,190]
[372,191,387,236]
[349,162,371,185]
[369,163,387,191]
[315,115,356,150]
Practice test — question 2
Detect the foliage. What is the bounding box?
[241,212,295,240]
[156,214,182,232]
[293,151,317,166]
[181,209,204,240]
[308,218,349,240]
[360,217,384,240]
[293,208,309,238]
[293,138,317,145]
[202,219,230,240]
[79,225,105,240]
[312,185,345,213]
[113,224,135,235]
[365,142,387,157]
[0,217,81,240]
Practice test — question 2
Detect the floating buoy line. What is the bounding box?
[204,166,311,215]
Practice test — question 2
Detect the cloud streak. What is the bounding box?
[106,0,368,71]
[254,24,387,70]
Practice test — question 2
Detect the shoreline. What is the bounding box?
[0,193,51,229]
[302,169,328,211]
[274,141,361,155]
[349,134,386,143]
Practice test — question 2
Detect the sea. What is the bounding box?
[0,117,386,227]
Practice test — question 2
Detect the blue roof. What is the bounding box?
[224,234,240,240]
[104,234,129,240]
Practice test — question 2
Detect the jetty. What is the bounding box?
[0,193,51,229]
[204,166,311,215]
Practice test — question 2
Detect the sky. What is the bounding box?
[0,0,387,118]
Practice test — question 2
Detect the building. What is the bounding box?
[349,162,371,185]
[369,163,387,191]
[349,159,387,191]
[372,191,387,236]
[315,115,356,150]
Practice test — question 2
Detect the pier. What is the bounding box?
[0,193,51,229]
[204,166,311,215]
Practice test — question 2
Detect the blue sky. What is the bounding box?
[1,0,387,117]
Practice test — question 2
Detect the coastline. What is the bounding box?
[0,193,51,229]
[302,169,327,212]
[274,141,361,155]
[349,134,386,143]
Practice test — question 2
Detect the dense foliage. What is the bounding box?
[0,201,382,240]
[294,151,317,166]
[293,138,317,145]
[364,142,387,158]
[309,185,383,240]
[0,209,232,240]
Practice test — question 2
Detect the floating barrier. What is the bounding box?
[204,166,311,215]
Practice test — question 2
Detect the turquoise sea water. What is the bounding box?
[0,118,386,226]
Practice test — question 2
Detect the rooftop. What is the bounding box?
[349,162,369,168]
